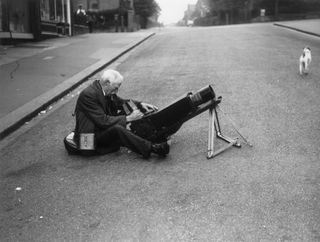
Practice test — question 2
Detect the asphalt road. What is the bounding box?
[1,23,320,241]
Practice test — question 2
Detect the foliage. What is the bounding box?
[209,0,320,15]
[196,0,320,25]
[209,0,248,11]
[134,0,161,18]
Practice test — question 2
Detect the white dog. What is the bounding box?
[299,47,312,75]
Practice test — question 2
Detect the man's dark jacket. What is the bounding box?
[74,80,134,154]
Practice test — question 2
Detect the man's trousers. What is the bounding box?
[95,124,152,158]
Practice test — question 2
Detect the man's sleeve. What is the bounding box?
[113,95,144,113]
[79,92,126,129]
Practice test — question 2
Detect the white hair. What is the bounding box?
[100,69,123,85]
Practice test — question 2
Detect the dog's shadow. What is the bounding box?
[298,71,314,81]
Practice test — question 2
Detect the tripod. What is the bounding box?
[124,91,252,159]
[207,97,252,159]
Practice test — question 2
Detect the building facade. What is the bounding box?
[0,0,41,43]
[72,0,136,31]
[0,0,137,44]
[40,0,72,36]
[0,0,72,44]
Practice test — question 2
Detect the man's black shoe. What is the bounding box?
[151,142,170,157]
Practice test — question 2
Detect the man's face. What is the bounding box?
[103,82,121,96]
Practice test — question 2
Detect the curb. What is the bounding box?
[0,32,155,140]
[273,23,320,38]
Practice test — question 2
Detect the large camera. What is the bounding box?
[125,85,219,142]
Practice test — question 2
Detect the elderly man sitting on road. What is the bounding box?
[73,69,170,158]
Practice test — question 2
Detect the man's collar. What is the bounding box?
[97,80,106,96]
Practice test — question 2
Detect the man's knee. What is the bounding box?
[109,124,128,135]
[112,124,126,130]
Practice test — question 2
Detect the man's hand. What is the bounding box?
[141,102,158,112]
[126,110,144,123]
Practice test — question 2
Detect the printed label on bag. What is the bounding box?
[79,133,95,150]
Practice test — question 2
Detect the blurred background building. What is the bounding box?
[183,0,320,26]
[0,0,160,44]
[0,0,41,43]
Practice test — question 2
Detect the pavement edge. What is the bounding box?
[273,23,320,38]
[0,32,155,141]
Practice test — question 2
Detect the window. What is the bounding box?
[41,0,65,22]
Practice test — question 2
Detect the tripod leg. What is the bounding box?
[208,107,236,158]
[217,106,253,147]
[207,107,215,159]
[214,107,222,134]
[214,106,241,147]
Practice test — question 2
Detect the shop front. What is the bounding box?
[0,0,40,42]
[40,0,71,36]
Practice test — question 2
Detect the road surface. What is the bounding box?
[1,23,320,241]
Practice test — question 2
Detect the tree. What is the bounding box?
[209,0,248,24]
[134,0,161,28]
[207,0,320,24]
[275,0,279,17]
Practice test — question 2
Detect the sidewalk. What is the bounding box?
[274,18,320,37]
[0,31,155,139]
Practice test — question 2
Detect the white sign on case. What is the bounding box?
[79,133,95,150]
